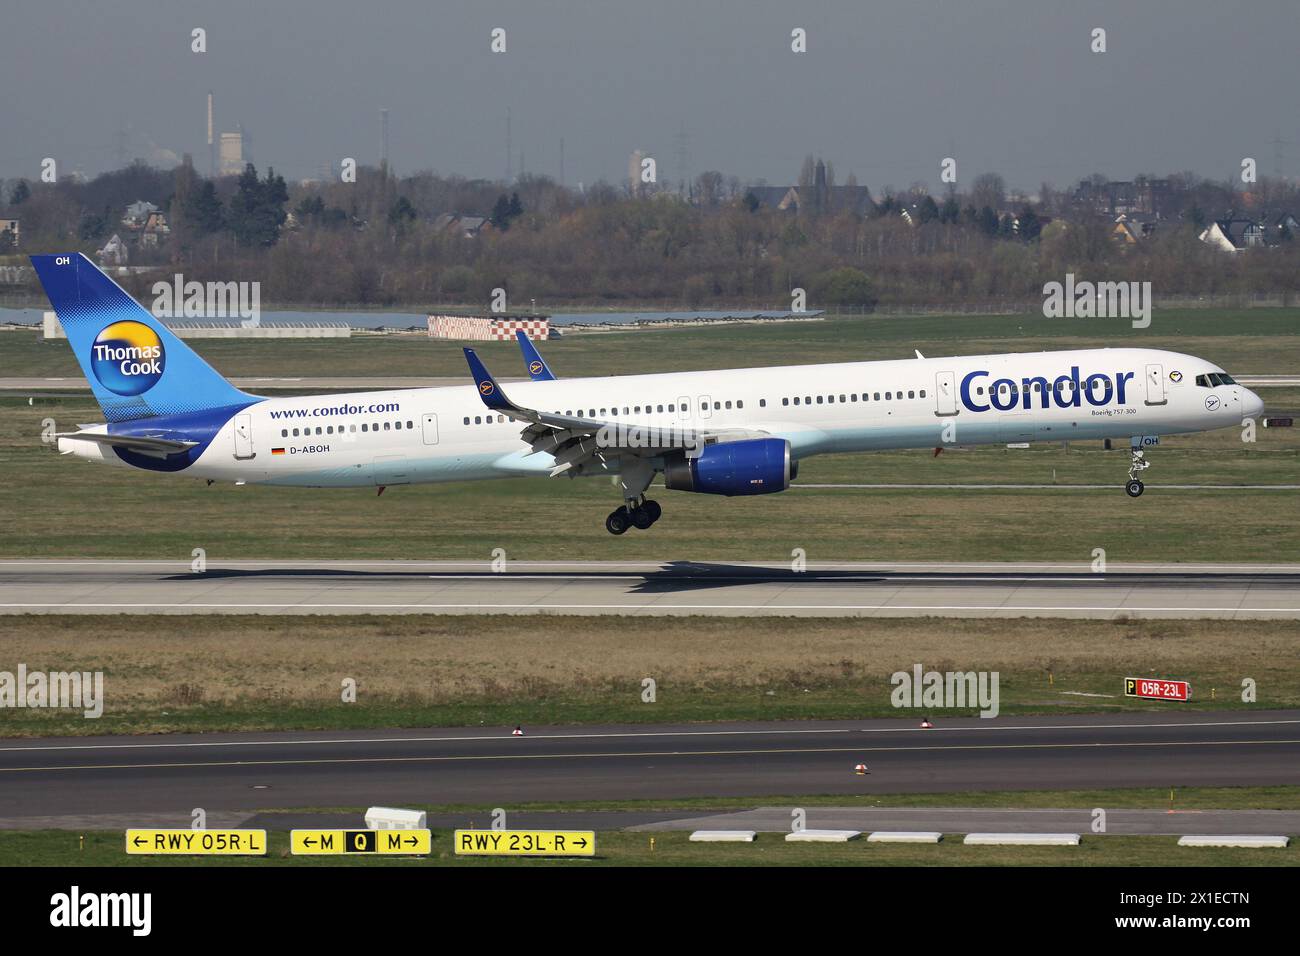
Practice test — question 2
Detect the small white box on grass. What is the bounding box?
[689,830,757,842]
[365,807,427,830]
[964,833,1080,846]
[785,829,861,843]
[867,831,943,844]
[1177,835,1289,848]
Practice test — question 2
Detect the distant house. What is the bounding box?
[457,216,489,238]
[745,162,874,216]
[140,212,170,247]
[1112,214,1158,244]
[122,200,159,228]
[97,234,129,266]
[745,185,799,211]
[1074,177,1174,218]
[1271,212,1299,242]
[0,217,18,247]
[1199,218,1265,252]
[433,214,492,238]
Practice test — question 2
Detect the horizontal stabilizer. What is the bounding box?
[56,431,198,458]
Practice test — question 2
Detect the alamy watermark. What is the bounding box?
[595,423,703,457]
[0,664,103,718]
[152,274,261,327]
[1043,273,1151,329]
[890,663,999,718]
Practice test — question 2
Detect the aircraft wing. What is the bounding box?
[56,430,198,459]
[515,330,557,381]
[463,348,763,477]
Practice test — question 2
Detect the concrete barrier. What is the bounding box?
[867,831,943,844]
[689,830,756,842]
[785,829,861,842]
[1177,835,1289,848]
[964,833,1080,846]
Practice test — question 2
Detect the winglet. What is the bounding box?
[463,348,512,411]
[516,330,556,381]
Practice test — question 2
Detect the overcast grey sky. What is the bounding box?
[3,0,1298,192]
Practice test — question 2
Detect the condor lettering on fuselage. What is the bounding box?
[960,366,1134,412]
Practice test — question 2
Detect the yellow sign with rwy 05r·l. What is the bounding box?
[454,830,595,857]
[290,829,432,855]
[125,829,267,855]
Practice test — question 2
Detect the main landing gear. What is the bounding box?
[1125,448,1150,497]
[605,497,662,535]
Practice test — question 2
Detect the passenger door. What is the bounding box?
[1144,364,1167,406]
[421,413,439,445]
[934,371,958,416]
[697,394,712,419]
[233,413,255,459]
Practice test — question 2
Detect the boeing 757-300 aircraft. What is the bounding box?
[32,253,1264,534]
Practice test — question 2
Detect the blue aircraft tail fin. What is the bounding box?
[515,330,556,380]
[29,253,256,422]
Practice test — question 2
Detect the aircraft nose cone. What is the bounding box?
[1244,389,1265,419]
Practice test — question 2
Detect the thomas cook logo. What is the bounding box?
[1169,370,1183,383]
[90,321,165,396]
[529,361,543,375]
[479,381,495,396]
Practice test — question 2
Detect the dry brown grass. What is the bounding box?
[4,614,1296,710]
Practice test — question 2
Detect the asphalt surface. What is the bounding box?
[0,712,1296,826]
[2,559,1298,619]
[630,807,1300,836]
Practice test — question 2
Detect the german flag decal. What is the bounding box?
[271,448,286,455]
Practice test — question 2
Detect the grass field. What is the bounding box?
[3,828,1294,867]
[5,309,1300,378]
[2,615,1293,735]
[1,391,1297,562]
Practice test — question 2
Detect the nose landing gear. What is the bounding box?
[1125,448,1150,497]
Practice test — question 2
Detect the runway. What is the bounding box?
[0,712,1296,825]
[1,559,1298,619]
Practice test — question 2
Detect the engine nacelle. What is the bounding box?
[663,438,792,496]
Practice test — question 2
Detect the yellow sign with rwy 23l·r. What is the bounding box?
[290,829,431,855]
[125,829,267,855]
[454,830,595,856]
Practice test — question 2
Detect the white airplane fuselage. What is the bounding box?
[61,346,1263,489]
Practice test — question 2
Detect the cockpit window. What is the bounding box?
[1196,372,1237,387]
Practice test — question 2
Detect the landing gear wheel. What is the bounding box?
[605,509,630,535]
[1125,479,1145,498]
[630,506,654,530]
[643,499,662,523]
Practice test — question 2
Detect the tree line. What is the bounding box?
[2,158,1299,310]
